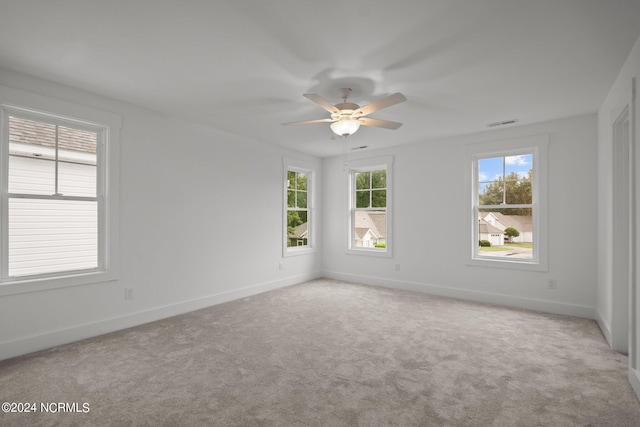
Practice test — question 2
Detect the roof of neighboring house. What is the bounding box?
[479,219,504,235]
[354,211,386,239]
[354,227,379,240]
[481,211,532,232]
[9,116,97,154]
[288,222,308,239]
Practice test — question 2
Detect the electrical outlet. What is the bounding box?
[547,279,557,290]
[125,288,133,300]
[279,262,284,271]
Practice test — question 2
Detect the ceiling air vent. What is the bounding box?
[487,119,518,128]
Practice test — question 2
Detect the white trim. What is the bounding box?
[466,134,549,272]
[346,155,394,171]
[283,156,319,257]
[0,85,121,128]
[0,271,322,361]
[346,155,393,257]
[630,368,640,399]
[596,308,613,348]
[0,85,120,296]
[323,270,595,319]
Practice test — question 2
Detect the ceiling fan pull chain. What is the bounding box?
[342,134,348,173]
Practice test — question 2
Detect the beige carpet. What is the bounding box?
[1,279,639,426]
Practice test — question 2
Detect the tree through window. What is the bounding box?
[286,169,309,248]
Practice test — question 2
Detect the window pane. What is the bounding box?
[58,125,97,159]
[287,190,295,208]
[8,155,55,195]
[8,198,98,277]
[478,179,502,205]
[478,157,502,183]
[296,190,307,209]
[58,161,97,197]
[287,210,308,247]
[371,170,386,189]
[356,190,370,208]
[287,171,295,188]
[371,189,386,208]
[9,116,56,150]
[355,172,370,190]
[9,116,56,195]
[478,207,533,259]
[505,154,532,178]
[478,157,503,205]
[353,209,386,249]
[296,172,307,191]
[8,117,98,198]
[505,179,532,204]
[57,126,97,197]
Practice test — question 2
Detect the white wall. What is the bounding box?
[597,34,640,346]
[597,34,640,393]
[0,69,322,360]
[323,114,598,318]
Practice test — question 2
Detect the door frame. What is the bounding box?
[629,77,640,398]
[612,105,631,354]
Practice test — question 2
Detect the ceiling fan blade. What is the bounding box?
[359,117,403,130]
[353,92,407,117]
[282,118,335,126]
[303,93,340,114]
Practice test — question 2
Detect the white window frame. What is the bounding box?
[283,156,318,257]
[346,156,393,257]
[466,134,548,271]
[0,85,120,296]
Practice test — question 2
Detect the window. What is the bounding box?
[0,91,120,295]
[468,135,548,270]
[283,157,317,256]
[287,170,309,248]
[347,156,392,256]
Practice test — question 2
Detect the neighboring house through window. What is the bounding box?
[0,90,120,295]
[468,135,548,271]
[347,156,393,256]
[287,170,309,247]
[283,157,317,256]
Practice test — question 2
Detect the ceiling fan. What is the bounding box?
[283,88,407,137]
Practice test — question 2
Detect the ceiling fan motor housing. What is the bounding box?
[335,102,359,111]
[332,102,360,120]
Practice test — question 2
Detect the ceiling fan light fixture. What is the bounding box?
[283,89,406,136]
[330,119,361,136]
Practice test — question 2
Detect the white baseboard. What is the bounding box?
[0,272,321,361]
[630,368,640,400]
[595,309,614,348]
[324,271,596,319]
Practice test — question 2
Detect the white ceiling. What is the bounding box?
[1,0,639,157]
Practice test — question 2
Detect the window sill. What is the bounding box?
[467,257,548,272]
[347,248,392,258]
[0,269,118,296]
[283,246,316,257]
